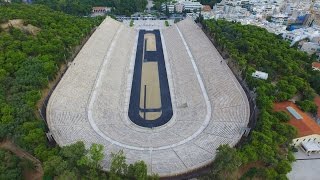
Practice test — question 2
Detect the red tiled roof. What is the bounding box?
[274,101,320,137]
[315,96,320,118]
[312,62,320,69]
[202,5,212,12]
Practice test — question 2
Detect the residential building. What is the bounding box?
[182,0,202,12]
[282,27,320,46]
[175,3,184,13]
[211,0,320,55]
[161,3,175,13]
[312,62,320,71]
[271,14,288,25]
[301,42,320,55]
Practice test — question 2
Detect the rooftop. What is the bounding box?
[274,101,320,137]
[312,62,320,69]
[301,141,320,152]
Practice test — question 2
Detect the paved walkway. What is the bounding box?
[287,148,320,180]
[287,159,320,180]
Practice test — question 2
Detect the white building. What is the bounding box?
[161,3,175,13]
[271,14,288,25]
[300,141,320,155]
[300,42,320,55]
[282,27,320,46]
[162,0,203,13]
[252,71,268,80]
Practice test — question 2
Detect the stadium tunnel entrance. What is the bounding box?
[128,30,173,128]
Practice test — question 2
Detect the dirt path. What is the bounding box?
[0,140,43,180]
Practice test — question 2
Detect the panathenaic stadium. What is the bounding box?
[47,17,250,177]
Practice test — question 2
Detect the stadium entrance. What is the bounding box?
[128,30,173,128]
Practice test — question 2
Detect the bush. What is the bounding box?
[290,146,298,153]
[275,160,292,174]
[296,100,318,114]
[209,145,241,179]
[274,111,291,122]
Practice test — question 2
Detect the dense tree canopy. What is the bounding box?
[203,144,241,180]
[31,0,147,16]
[0,3,101,150]
[202,19,318,179]
[109,150,159,180]
[0,3,106,178]
[42,142,107,179]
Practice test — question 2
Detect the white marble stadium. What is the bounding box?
[47,17,250,176]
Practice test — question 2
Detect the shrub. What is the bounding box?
[296,100,318,114]
[274,111,291,122]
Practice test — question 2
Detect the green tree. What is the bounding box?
[128,160,148,180]
[274,111,291,122]
[44,155,68,177]
[210,144,241,179]
[0,150,23,180]
[60,141,86,168]
[77,143,104,169]
[310,73,320,94]
[296,100,318,114]
[56,170,78,180]
[201,19,317,178]
[110,150,128,176]
[275,160,292,174]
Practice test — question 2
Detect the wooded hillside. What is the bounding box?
[203,19,319,179]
